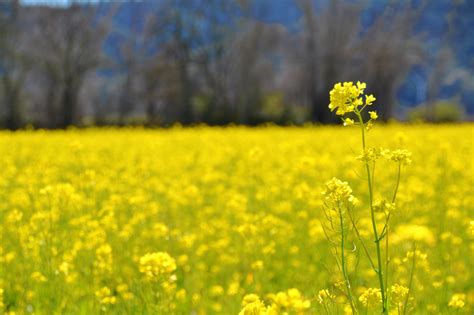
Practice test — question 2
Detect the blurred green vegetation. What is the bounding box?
[407,101,465,123]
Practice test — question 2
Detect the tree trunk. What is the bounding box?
[178,60,193,124]
[3,77,23,130]
[61,81,77,128]
[146,100,157,126]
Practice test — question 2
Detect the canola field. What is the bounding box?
[0,125,472,314]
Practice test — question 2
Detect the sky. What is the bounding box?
[20,0,124,6]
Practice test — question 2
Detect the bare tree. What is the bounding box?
[296,0,362,123]
[30,2,107,128]
[142,0,199,125]
[357,1,424,120]
[108,2,150,124]
[0,0,29,129]
[195,0,283,124]
[191,0,235,124]
[287,0,423,122]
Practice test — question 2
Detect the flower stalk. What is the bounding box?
[323,81,412,314]
[355,109,387,314]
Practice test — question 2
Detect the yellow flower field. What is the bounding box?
[0,124,472,314]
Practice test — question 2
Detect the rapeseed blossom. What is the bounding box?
[369,111,378,120]
[30,272,47,283]
[0,125,471,314]
[388,149,413,165]
[139,252,176,280]
[239,294,271,315]
[448,293,466,309]
[329,81,374,115]
[95,287,117,306]
[239,289,310,315]
[343,118,355,126]
[390,284,409,309]
[359,288,382,308]
[323,177,357,206]
[317,289,335,304]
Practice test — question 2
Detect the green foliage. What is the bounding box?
[260,92,286,121]
[407,101,465,123]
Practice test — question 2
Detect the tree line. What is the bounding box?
[0,0,458,129]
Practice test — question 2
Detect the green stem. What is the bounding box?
[392,163,401,203]
[385,222,390,310]
[386,163,401,307]
[403,244,417,315]
[322,301,330,315]
[347,208,377,272]
[355,111,387,314]
[338,203,358,314]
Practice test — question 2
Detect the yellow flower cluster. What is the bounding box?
[30,272,47,283]
[356,147,383,162]
[356,147,413,165]
[267,288,311,312]
[239,289,310,315]
[329,81,375,116]
[317,289,336,304]
[329,81,379,130]
[372,198,396,214]
[139,252,176,280]
[387,149,413,165]
[390,284,409,309]
[323,177,357,206]
[448,293,466,309]
[359,287,382,308]
[239,294,275,315]
[95,286,117,306]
